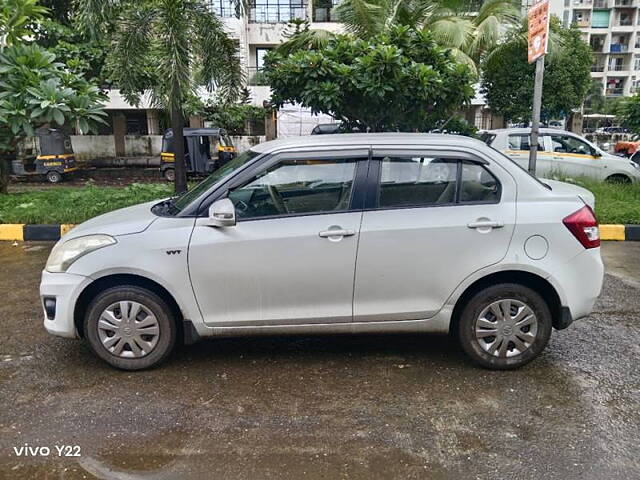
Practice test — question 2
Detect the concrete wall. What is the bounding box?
[71,135,162,162]
[70,135,116,160]
[69,134,264,166]
[232,135,266,152]
[124,135,162,157]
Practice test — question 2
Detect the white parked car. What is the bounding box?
[482,128,640,183]
[41,134,604,371]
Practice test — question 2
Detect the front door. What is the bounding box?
[544,133,601,179]
[353,150,516,322]
[188,150,368,326]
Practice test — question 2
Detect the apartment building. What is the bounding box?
[211,0,344,106]
[556,0,640,96]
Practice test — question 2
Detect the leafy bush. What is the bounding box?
[264,26,474,132]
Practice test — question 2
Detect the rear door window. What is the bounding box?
[459,162,500,203]
[378,156,458,208]
[508,135,531,151]
[374,156,501,208]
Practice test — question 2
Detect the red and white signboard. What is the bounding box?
[528,0,550,63]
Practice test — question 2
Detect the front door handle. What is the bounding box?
[467,220,504,229]
[319,228,356,238]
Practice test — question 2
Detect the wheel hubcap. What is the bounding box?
[474,299,538,358]
[97,301,160,358]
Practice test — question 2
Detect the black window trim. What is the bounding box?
[198,147,372,222]
[365,150,501,212]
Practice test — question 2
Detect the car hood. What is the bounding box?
[541,179,595,209]
[63,200,161,240]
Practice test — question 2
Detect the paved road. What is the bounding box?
[0,242,638,479]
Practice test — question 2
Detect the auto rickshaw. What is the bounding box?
[12,128,77,183]
[159,128,236,181]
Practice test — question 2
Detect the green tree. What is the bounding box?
[264,26,474,132]
[619,94,640,136]
[0,0,107,194]
[0,0,47,44]
[280,0,521,74]
[480,20,592,123]
[32,18,110,83]
[77,0,243,194]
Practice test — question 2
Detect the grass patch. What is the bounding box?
[560,177,640,225]
[0,177,639,226]
[0,183,172,224]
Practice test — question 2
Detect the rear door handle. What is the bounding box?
[467,220,504,229]
[319,228,356,238]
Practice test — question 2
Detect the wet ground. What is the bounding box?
[0,242,638,479]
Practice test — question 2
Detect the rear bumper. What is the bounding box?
[40,270,91,338]
[554,307,574,330]
[550,247,604,325]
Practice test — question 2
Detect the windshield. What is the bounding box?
[169,150,259,213]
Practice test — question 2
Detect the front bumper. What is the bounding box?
[40,270,91,338]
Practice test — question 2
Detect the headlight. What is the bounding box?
[46,234,116,273]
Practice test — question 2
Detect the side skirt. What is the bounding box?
[206,310,452,338]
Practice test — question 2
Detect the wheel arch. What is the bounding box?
[449,270,563,334]
[605,173,632,183]
[73,274,184,340]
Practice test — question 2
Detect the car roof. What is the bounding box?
[250,133,485,153]
[485,128,577,135]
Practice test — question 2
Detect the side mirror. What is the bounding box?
[207,198,236,227]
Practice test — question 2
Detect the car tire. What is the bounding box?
[46,170,63,183]
[163,168,175,182]
[457,283,552,370]
[605,174,631,184]
[84,286,177,370]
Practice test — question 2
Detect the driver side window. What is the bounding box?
[548,135,592,156]
[228,157,358,219]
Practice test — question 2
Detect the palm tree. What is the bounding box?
[283,0,521,75]
[77,0,243,193]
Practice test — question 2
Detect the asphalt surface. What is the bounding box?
[0,242,638,479]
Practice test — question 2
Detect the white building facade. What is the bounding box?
[555,0,640,96]
[212,0,344,107]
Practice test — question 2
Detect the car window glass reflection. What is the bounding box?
[229,158,358,219]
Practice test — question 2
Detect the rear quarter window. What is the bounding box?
[479,132,496,145]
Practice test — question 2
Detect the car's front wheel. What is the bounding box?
[84,286,177,370]
[457,284,552,370]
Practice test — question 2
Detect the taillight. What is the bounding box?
[563,205,600,249]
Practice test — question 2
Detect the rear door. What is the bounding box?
[353,149,516,322]
[504,133,553,177]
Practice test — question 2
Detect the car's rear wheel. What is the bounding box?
[457,284,552,370]
[84,286,177,370]
[46,170,62,183]
[163,168,175,182]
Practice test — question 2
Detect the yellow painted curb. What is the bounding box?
[60,224,76,237]
[600,224,625,241]
[0,224,24,241]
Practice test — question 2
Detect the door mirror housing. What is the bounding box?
[207,198,236,227]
